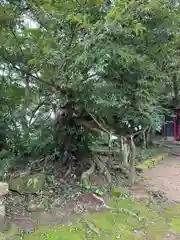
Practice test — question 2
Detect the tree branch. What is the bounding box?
[86,110,111,135]
[28,100,46,126]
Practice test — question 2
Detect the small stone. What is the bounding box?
[0,182,8,222]
[134,230,145,235]
[0,182,8,197]
[0,216,7,232]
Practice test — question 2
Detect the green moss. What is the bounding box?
[164,204,180,221]
[143,176,152,180]
[171,218,180,232]
[136,153,169,170]
[84,211,136,239]
[8,173,46,194]
[85,198,168,239]
[136,159,153,170]
[24,224,85,240]
[111,187,129,197]
[163,204,180,234]
[21,197,169,240]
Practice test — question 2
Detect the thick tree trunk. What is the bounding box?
[96,157,111,183]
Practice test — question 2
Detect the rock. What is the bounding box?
[8,174,46,194]
[0,216,7,232]
[133,230,145,236]
[0,182,9,227]
[0,202,5,217]
[0,182,8,197]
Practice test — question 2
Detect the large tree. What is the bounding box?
[0,0,179,183]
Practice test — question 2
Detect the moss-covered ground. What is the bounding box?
[2,197,180,240]
[136,153,169,170]
[2,150,179,240]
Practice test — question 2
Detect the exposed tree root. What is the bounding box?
[81,161,96,186]
[95,157,111,183]
[111,163,129,176]
[80,156,112,186]
[104,166,111,183]
[96,157,106,174]
[64,165,72,178]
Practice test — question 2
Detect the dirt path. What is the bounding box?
[139,155,180,240]
[142,156,180,203]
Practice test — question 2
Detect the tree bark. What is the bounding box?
[146,125,151,146]
[172,74,179,105]
[128,135,136,185]
[81,161,95,186]
[142,129,146,148]
[120,136,130,166]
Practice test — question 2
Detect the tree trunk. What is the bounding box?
[142,129,146,148]
[120,136,130,166]
[128,135,136,185]
[172,74,179,105]
[81,161,95,186]
[148,127,155,146]
[146,125,151,146]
